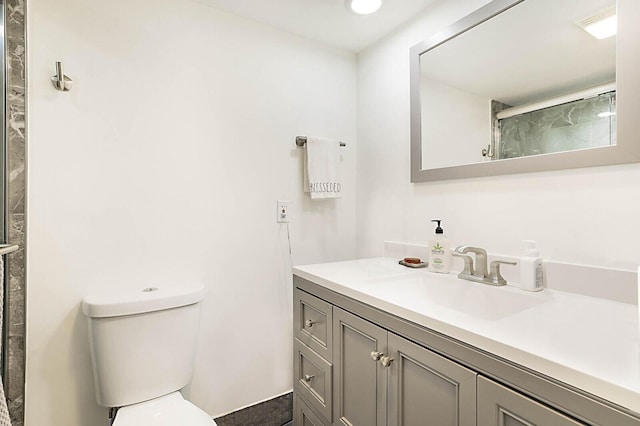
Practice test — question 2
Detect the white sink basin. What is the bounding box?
[361,272,547,321]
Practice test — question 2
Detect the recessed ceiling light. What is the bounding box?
[345,0,382,15]
[578,7,617,39]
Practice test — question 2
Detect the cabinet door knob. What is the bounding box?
[380,356,394,367]
[305,319,316,328]
[303,374,315,382]
[370,351,384,361]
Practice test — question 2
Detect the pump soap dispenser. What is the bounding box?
[520,240,543,291]
[428,219,451,274]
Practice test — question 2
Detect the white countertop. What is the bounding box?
[293,257,640,414]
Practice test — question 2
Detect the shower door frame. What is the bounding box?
[3,0,27,424]
[0,0,6,381]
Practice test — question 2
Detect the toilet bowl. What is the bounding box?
[113,392,216,426]
[82,283,216,425]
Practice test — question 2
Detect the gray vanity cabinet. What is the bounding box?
[333,307,477,426]
[294,275,640,426]
[477,377,585,426]
[294,289,334,423]
[387,332,477,426]
[333,307,388,426]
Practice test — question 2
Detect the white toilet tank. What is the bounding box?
[82,283,205,408]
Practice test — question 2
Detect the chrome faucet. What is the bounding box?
[452,245,516,286]
[455,246,488,279]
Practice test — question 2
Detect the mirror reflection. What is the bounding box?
[417,0,616,171]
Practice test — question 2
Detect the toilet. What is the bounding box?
[82,283,216,425]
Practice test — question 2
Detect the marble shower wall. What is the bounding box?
[5,0,26,424]
[498,92,616,159]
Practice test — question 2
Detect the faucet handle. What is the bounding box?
[488,260,517,286]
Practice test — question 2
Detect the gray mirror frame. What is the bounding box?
[410,0,640,182]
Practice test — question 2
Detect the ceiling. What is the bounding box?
[199,0,440,52]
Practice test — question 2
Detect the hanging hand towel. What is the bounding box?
[303,136,342,199]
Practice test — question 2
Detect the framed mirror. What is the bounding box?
[410,0,640,182]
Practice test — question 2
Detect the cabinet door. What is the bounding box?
[478,376,585,426]
[387,333,477,426]
[333,307,388,426]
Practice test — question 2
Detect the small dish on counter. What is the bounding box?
[399,258,427,268]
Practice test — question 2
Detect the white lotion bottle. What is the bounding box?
[428,219,451,274]
[520,240,543,291]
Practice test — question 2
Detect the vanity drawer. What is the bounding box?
[478,376,585,425]
[294,289,333,361]
[294,338,333,423]
[295,395,329,426]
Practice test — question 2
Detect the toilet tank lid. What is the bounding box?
[82,283,205,318]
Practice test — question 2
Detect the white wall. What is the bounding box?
[356,0,640,270]
[421,77,489,169]
[26,0,356,424]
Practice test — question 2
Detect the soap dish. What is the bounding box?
[399,259,427,268]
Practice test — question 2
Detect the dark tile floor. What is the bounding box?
[214,392,292,426]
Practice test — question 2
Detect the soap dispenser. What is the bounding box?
[428,220,451,274]
[520,240,543,291]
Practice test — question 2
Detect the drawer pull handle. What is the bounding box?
[305,319,316,328]
[380,356,394,367]
[370,351,384,361]
[303,374,315,382]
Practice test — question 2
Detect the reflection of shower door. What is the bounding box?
[495,91,617,160]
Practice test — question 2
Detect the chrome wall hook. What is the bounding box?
[51,61,72,91]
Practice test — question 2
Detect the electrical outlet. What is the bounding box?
[277,200,290,223]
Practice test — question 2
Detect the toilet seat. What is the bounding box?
[113,392,217,426]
